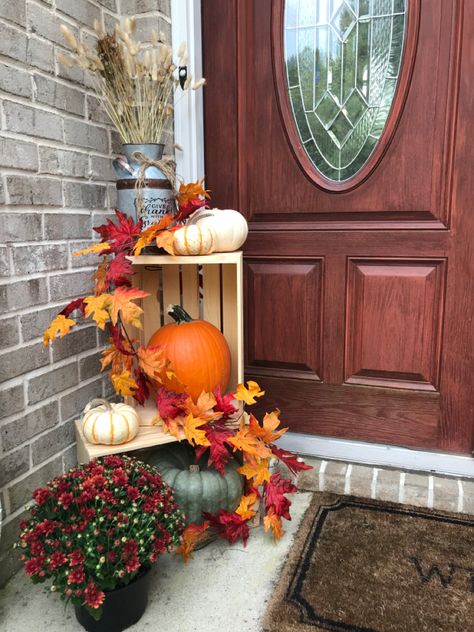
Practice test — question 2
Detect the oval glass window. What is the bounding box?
[284,0,407,182]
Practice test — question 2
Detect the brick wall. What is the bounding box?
[0,0,172,586]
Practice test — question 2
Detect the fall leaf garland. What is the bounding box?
[43,196,311,558]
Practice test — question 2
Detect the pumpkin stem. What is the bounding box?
[84,398,113,414]
[167,304,193,324]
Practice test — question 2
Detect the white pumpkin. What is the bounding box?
[188,208,248,252]
[173,224,216,255]
[82,399,140,446]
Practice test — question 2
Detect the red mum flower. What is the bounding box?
[108,550,117,563]
[33,488,50,506]
[127,486,140,501]
[49,551,67,571]
[84,580,105,609]
[67,565,85,585]
[104,455,124,468]
[112,469,128,486]
[30,541,44,556]
[125,557,140,573]
[58,492,74,510]
[69,549,85,567]
[25,556,46,577]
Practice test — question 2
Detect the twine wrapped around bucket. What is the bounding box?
[132,150,177,219]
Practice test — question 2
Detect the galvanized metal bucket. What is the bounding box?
[113,143,176,228]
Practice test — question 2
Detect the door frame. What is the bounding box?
[173,0,474,477]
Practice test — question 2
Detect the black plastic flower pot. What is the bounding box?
[74,568,152,632]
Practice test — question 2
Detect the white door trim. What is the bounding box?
[171,0,205,183]
[171,1,474,481]
[279,432,474,478]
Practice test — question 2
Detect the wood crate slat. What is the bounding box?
[222,262,244,386]
[202,264,221,330]
[162,265,181,323]
[142,267,163,335]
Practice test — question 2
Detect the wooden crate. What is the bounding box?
[75,252,244,462]
[126,251,244,425]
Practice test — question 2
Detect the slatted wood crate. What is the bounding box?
[75,251,244,462]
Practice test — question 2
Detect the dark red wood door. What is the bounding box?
[202,0,474,454]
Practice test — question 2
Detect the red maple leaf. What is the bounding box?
[202,509,250,546]
[60,297,86,317]
[264,473,297,520]
[132,369,149,405]
[94,209,142,253]
[175,198,208,223]
[196,426,234,475]
[155,387,187,423]
[271,446,313,476]
[213,385,237,420]
[107,252,133,286]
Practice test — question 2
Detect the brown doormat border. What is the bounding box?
[263,493,474,632]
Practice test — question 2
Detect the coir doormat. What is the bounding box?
[263,493,474,632]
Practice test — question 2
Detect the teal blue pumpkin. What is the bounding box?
[147,444,244,525]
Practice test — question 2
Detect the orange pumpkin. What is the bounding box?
[148,304,231,401]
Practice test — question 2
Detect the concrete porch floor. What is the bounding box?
[0,493,313,632]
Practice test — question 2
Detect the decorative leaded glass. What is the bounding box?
[284,0,407,182]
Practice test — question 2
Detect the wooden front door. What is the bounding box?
[202,0,474,454]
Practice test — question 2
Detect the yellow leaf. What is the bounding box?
[234,380,265,405]
[264,511,284,540]
[111,370,137,397]
[249,410,288,444]
[109,286,149,328]
[185,391,221,422]
[84,294,112,330]
[137,345,167,381]
[237,458,271,485]
[235,493,258,521]
[229,423,272,459]
[43,314,76,347]
[73,242,111,257]
[155,230,176,255]
[183,413,211,447]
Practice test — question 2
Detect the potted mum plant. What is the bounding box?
[16,455,185,632]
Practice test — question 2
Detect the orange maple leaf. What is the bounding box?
[229,423,272,459]
[111,370,137,397]
[137,345,167,382]
[133,213,174,255]
[177,178,210,206]
[73,242,111,256]
[109,286,149,328]
[264,510,284,540]
[176,522,210,562]
[237,458,271,485]
[43,314,76,347]
[84,294,112,330]
[93,257,109,296]
[249,410,288,444]
[101,344,134,375]
[185,391,221,422]
[235,493,258,521]
[234,380,265,405]
[183,413,211,447]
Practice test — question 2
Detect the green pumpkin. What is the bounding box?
[147,444,244,524]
